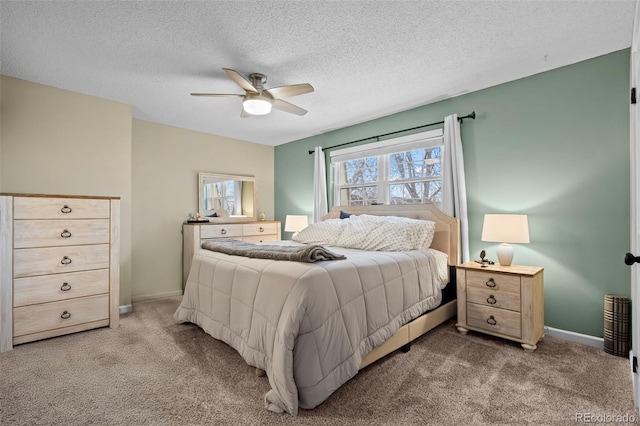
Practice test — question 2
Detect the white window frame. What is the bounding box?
[330,129,444,206]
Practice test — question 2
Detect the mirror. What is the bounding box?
[198,172,257,221]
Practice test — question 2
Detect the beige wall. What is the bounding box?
[0,76,133,305]
[130,120,274,299]
[0,76,276,305]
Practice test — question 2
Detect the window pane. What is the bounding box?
[389,180,441,204]
[338,157,378,185]
[339,186,378,206]
[389,147,441,181]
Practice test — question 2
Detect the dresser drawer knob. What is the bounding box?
[259,227,264,232]
[485,278,496,288]
[486,315,497,326]
[60,311,71,319]
[60,229,72,238]
[60,282,72,291]
[487,295,497,305]
[221,229,227,235]
[61,256,72,265]
[60,205,72,214]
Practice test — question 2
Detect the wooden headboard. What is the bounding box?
[322,204,460,266]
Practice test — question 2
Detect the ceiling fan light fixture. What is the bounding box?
[243,98,272,115]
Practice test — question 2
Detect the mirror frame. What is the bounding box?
[198,172,258,222]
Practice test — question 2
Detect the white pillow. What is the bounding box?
[335,214,436,251]
[291,218,347,245]
[358,215,436,249]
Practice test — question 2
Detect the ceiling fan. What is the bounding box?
[191,68,314,117]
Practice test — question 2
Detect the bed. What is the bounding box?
[174,203,460,415]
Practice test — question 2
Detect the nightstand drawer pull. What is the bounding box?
[487,295,497,304]
[60,311,71,319]
[259,227,264,232]
[60,282,72,291]
[220,229,227,235]
[487,316,497,326]
[60,205,72,214]
[485,278,496,288]
[61,256,72,265]
[60,229,72,238]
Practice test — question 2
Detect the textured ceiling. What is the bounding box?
[0,1,636,146]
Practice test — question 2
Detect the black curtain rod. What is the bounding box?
[307,111,476,155]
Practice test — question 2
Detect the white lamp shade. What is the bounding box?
[481,214,530,266]
[243,98,272,115]
[285,215,308,233]
[481,214,530,244]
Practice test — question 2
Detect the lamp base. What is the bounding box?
[496,243,514,266]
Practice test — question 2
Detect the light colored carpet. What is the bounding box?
[1,296,637,425]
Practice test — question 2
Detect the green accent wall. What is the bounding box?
[275,49,631,338]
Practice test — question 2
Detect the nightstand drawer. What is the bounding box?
[467,286,521,312]
[466,270,521,294]
[467,303,521,338]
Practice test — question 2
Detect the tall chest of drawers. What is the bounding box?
[0,194,120,352]
[182,221,281,289]
[455,262,544,351]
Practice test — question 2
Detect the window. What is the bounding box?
[331,129,444,207]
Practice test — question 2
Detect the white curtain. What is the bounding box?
[442,114,470,263]
[313,146,328,223]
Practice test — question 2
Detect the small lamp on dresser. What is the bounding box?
[481,214,530,266]
[285,215,309,237]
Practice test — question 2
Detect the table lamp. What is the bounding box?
[285,215,309,237]
[481,214,530,266]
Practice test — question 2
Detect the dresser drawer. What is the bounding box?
[13,197,110,220]
[13,294,109,337]
[13,219,110,248]
[14,269,110,307]
[243,223,278,236]
[466,270,521,294]
[243,234,279,243]
[466,303,521,339]
[201,224,243,239]
[13,244,110,278]
[467,286,521,312]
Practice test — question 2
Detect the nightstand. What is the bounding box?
[455,262,544,351]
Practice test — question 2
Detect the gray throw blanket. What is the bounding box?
[201,239,346,263]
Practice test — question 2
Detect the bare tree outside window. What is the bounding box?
[337,156,379,205]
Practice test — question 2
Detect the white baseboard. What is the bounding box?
[131,290,183,302]
[118,291,183,315]
[544,325,604,349]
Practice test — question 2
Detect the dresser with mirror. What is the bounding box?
[183,173,281,289]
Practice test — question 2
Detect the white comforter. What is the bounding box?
[174,243,447,415]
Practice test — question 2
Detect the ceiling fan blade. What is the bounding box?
[190,93,244,97]
[223,68,258,93]
[265,83,314,99]
[271,99,308,116]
